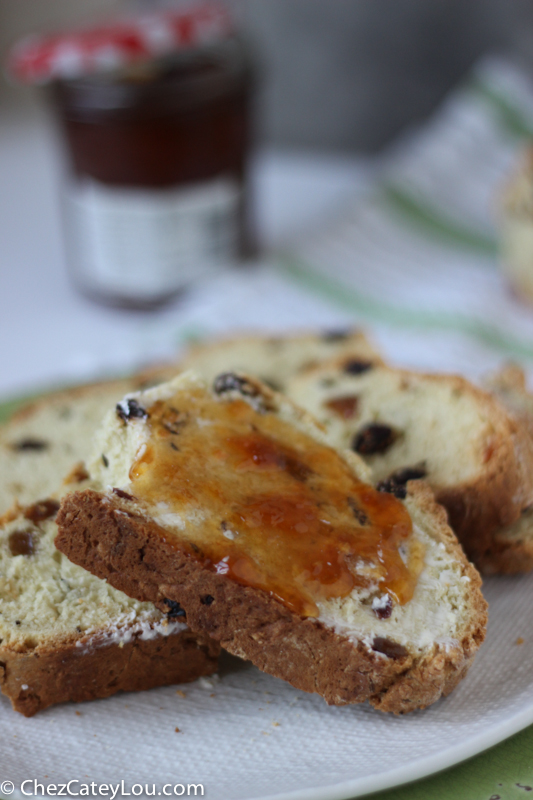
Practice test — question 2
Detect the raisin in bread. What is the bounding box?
[179,329,381,392]
[0,368,178,516]
[56,372,487,714]
[286,359,533,567]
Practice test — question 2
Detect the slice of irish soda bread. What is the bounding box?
[179,329,382,392]
[0,496,219,717]
[286,359,533,567]
[0,381,134,515]
[56,372,487,714]
[0,378,218,717]
[0,367,179,516]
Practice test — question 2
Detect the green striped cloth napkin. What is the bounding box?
[286,56,533,382]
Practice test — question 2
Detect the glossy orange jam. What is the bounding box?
[128,388,419,617]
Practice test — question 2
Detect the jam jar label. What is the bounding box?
[64,176,241,299]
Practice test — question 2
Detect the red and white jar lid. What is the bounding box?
[7,2,233,85]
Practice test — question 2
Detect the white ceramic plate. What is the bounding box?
[2,573,533,800]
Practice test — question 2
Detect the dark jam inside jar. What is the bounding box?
[51,38,255,309]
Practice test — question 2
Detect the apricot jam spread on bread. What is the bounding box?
[118,376,423,618]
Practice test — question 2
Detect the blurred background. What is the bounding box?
[2,0,533,151]
[3,0,533,395]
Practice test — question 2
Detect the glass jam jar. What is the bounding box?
[51,36,255,309]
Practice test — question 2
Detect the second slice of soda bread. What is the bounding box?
[0,497,218,717]
[0,375,219,716]
[56,372,487,714]
[179,329,381,392]
[286,359,533,566]
[0,365,179,517]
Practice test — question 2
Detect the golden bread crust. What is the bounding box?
[55,480,487,715]
[0,627,218,717]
